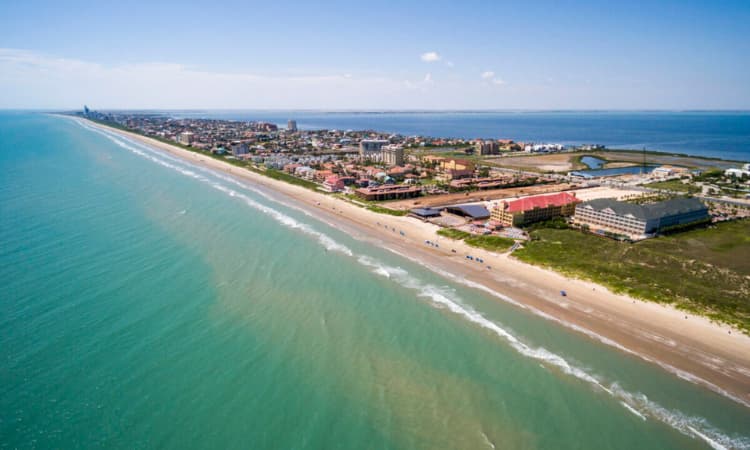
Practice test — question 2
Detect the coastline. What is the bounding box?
[79,117,750,408]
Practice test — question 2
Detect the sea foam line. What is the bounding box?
[77,118,749,449]
[397,250,750,412]
[76,120,353,257]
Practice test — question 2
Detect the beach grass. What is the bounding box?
[464,235,516,252]
[644,179,699,193]
[437,228,515,252]
[437,228,472,239]
[254,168,320,191]
[365,204,409,216]
[514,220,750,333]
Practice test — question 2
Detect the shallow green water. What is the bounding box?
[1,113,748,449]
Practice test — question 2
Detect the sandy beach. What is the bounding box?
[84,118,750,408]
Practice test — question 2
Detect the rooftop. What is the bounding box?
[578,197,708,221]
[445,204,491,219]
[504,192,579,213]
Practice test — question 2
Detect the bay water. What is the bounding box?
[165,110,750,162]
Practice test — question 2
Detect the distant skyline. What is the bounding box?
[1,0,749,110]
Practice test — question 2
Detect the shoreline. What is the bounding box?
[79,117,750,408]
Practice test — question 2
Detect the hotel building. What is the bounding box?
[573,197,709,239]
[491,192,579,227]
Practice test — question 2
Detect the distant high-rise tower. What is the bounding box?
[83,105,90,116]
[287,120,297,132]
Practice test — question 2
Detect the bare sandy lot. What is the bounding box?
[385,183,574,209]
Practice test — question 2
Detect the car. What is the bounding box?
[560,290,567,297]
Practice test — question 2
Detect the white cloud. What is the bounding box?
[446,61,455,68]
[2,48,733,109]
[481,71,495,79]
[420,51,441,62]
[0,48,406,109]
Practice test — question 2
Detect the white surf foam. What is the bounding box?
[77,121,354,257]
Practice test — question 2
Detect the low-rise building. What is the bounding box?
[725,166,750,178]
[322,176,345,192]
[355,185,422,201]
[491,192,579,227]
[313,169,335,182]
[437,158,475,181]
[439,158,474,172]
[573,197,709,239]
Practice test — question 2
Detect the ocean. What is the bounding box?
[1,112,749,449]
[161,110,750,162]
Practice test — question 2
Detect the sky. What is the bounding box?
[1,0,749,110]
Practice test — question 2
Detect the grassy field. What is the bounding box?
[464,235,516,251]
[365,204,409,216]
[514,220,750,333]
[254,168,320,191]
[437,229,472,239]
[644,179,699,193]
[437,229,515,252]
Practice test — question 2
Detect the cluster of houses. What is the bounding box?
[473,139,567,155]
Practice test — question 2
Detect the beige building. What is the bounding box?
[178,131,194,145]
[381,145,404,166]
[491,192,579,227]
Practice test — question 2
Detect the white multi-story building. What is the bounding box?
[573,197,709,239]
[359,139,389,159]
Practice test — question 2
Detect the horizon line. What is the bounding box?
[5,108,750,114]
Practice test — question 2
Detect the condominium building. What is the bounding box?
[573,197,709,239]
[287,120,297,132]
[178,131,194,145]
[491,192,579,227]
[359,139,389,159]
[475,140,499,155]
[381,145,405,166]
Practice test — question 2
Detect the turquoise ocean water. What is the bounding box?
[1,113,749,449]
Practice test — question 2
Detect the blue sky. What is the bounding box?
[1,0,749,109]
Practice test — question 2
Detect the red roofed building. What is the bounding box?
[313,169,334,182]
[322,176,345,192]
[491,192,579,227]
